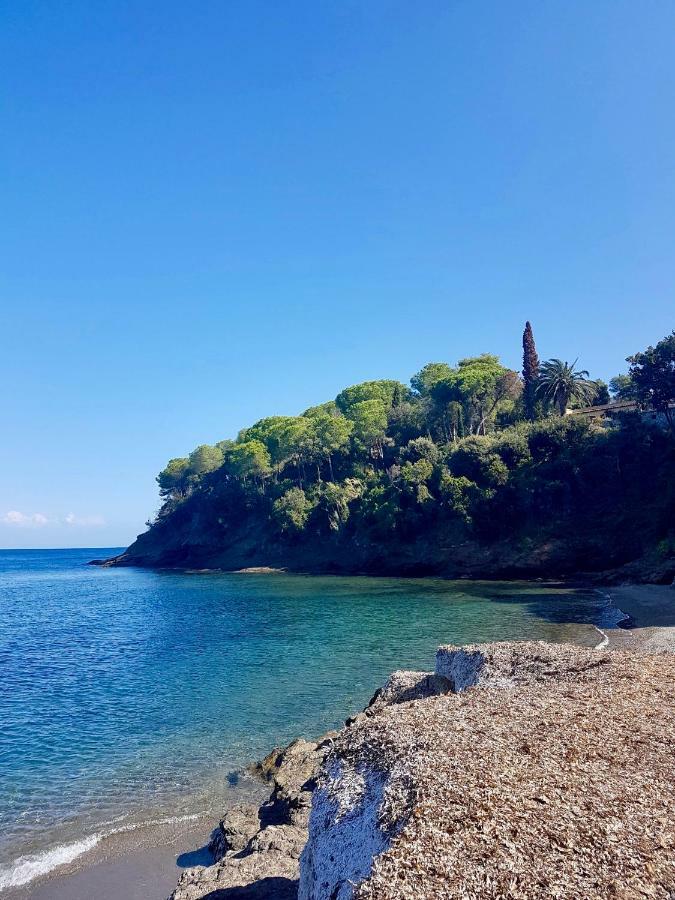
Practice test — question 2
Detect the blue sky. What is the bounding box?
[2,1,674,549]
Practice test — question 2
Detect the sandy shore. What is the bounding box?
[3,817,213,900]
[603,584,675,651]
[3,777,270,900]
[29,849,190,900]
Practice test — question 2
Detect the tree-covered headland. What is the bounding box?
[120,328,675,580]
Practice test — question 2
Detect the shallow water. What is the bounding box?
[0,548,610,890]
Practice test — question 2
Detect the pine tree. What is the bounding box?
[522,321,540,420]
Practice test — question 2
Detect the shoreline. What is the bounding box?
[6,581,674,899]
[97,556,675,588]
[600,583,675,652]
[93,548,675,587]
[2,816,209,900]
[1,777,271,900]
[175,627,675,899]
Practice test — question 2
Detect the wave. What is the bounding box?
[0,812,205,891]
[109,811,204,836]
[0,835,100,890]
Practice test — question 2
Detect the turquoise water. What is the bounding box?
[0,548,610,889]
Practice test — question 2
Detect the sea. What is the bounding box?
[0,548,618,892]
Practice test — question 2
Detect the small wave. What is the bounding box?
[595,590,631,629]
[0,812,206,891]
[0,835,100,890]
[107,811,204,836]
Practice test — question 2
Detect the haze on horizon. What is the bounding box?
[2,1,674,549]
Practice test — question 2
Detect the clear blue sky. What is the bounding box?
[2,1,674,549]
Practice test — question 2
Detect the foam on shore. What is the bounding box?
[0,836,101,891]
[0,813,204,891]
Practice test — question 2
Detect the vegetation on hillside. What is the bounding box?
[134,328,674,577]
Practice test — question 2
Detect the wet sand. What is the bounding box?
[5,817,214,900]
[5,775,270,900]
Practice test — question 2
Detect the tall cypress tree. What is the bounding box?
[522,321,540,419]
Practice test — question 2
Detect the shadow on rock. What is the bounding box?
[198,877,298,899]
[177,845,215,868]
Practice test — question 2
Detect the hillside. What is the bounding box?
[109,331,675,582]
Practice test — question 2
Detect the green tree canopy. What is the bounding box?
[157,457,190,499]
[449,437,509,488]
[399,458,434,504]
[628,332,675,427]
[226,440,272,483]
[569,379,610,409]
[188,444,224,476]
[301,411,353,479]
[591,380,610,406]
[273,487,314,532]
[437,473,481,522]
[240,417,307,467]
[400,437,440,465]
[215,439,236,454]
[609,374,636,401]
[521,322,540,420]
[335,380,409,415]
[302,400,340,418]
[410,363,454,397]
[430,355,522,436]
[319,478,363,531]
[347,399,389,459]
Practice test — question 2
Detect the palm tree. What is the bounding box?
[536,359,596,416]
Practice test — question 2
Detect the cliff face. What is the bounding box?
[170,642,675,899]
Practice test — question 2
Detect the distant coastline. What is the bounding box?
[95,544,675,587]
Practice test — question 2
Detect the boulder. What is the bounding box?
[172,641,675,900]
[169,735,334,900]
[209,803,261,860]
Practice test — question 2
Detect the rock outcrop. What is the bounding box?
[301,642,675,899]
[171,642,675,899]
[171,737,334,900]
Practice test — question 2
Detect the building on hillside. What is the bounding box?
[567,399,674,427]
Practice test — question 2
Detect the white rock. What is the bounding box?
[298,760,390,900]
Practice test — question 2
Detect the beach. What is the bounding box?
[5,818,209,900]
[3,552,617,898]
[4,580,672,900]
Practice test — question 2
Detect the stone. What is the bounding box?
[208,803,261,860]
[172,642,674,900]
[169,734,333,900]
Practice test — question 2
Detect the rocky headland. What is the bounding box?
[170,640,675,900]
